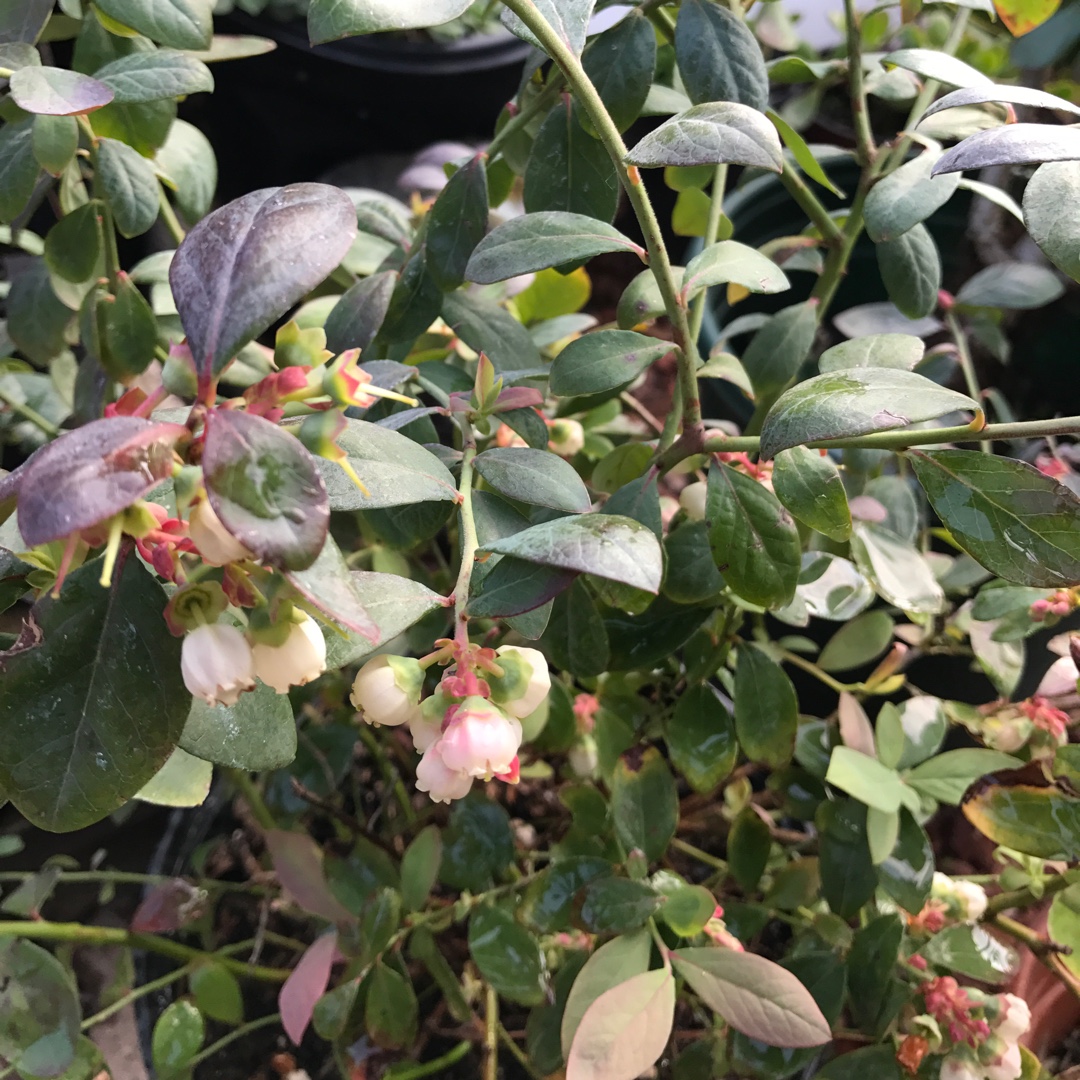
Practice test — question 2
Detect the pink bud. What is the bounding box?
[437,696,522,778]
[415,740,473,804]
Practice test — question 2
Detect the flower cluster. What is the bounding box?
[1030,588,1077,622]
[350,642,550,804]
[908,874,987,936]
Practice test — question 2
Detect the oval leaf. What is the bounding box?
[882,48,994,89]
[922,84,1080,121]
[818,333,924,373]
[1023,161,1080,281]
[626,102,783,171]
[851,522,945,615]
[772,446,852,541]
[671,948,831,1048]
[95,0,212,49]
[307,0,473,42]
[735,645,798,768]
[675,0,769,110]
[93,50,214,105]
[933,124,1080,175]
[864,150,961,243]
[170,183,358,384]
[473,447,591,514]
[682,240,790,300]
[549,329,672,396]
[427,153,489,291]
[469,906,545,1005]
[876,222,942,319]
[96,136,160,238]
[9,66,112,115]
[760,368,979,460]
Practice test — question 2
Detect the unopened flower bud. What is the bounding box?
[410,691,451,752]
[188,500,253,566]
[548,418,584,457]
[488,646,550,719]
[438,696,522,778]
[983,1039,1022,1080]
[679,481,707,521]
[952,879,988,922]
[940,1052,983,1080]
[415,740,473,804]
[994,993,1032,1044]
[251,614,327,694]
[182,623,256,706]
[568,734,599,778]
[350,655,423,726]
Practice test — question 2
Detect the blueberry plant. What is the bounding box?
[3,0,1080,1078]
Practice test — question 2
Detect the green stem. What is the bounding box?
[777,166,844,248]
[777,648,857,695]
[0,921,292,982]
[984,869,1078,918]
[187,1012,282,1070]
[81,966,190,1032]
[483,983,499,1080]
[671,837,728,872]
[453,422,480,644]
[498,0,703,450]
[945,309,989,454]
[224,768,277,831]
[388,1042,472,1080]
[688,164,730,346]
[487,75,564,161]
[0,869,269,894]
[842,0,876,167]
[499,1025,545,1080]
[0,385,61,437]
[158,185,186,244]
[698,414,1080,457]
[991,914,1067,958]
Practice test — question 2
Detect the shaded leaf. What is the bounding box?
[427,153,488,291]
[152,999,204,1077]
[626,102,783,170]
[879,809,935,913]
[907,747,1022,804]
[954,261,1064,309]
[441,290,544,373]
[667,682,737,794]
[96,136,159,237]
[580,11,656,134]
[610,747,678,862]
[675,0,768,110]
[818,609,894,672]
[818,333,924,373]
[95,49,213,103]
[817,800,877,918]
[95,0,212,48]
[1023,161,1080,282]
[501,0,594,55]
[740,300,817,406]
[0,120,40,223]
[9,65,112,115]
[266,831,354,923]
[279,932,337,1044]
[473,446,591,514]
[922,83,1080,120]
[864,150,960,242]
[877,223,942,319]
[734,645,798,768]
[772,447,851,542]
[180,681,296,770]
[934,124,1080,175]
[469,905,545,1005]
[365,961,418,1049]
[851,522,945,615]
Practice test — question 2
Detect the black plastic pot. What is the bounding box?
[180,12,533,200]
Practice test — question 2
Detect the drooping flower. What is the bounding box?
[250,615,327,694]
[548,418,584,457]
[437,696,522,778]
[679,481,707,521]
[415,740,473,804]
[489,646,550,719]
[188,499,253,567]
[350,655,423,727]
[993,994,1031,1045]
[181,622,256,706]
[939,1051,984,1080]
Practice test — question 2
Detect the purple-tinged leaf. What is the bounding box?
[284,535,378,641]
[8,66,113,115]
[131,879,202,933]
[933,124,1080,175]
[921,84,1080,121]
[492,386,544,412]
[566,967,675,1080]
[202,409,329,572]
[279,931,338,1045]
[14,417,187,547]
[265,830,355,924]
[169,184,357,388]
[671,948,832,1047]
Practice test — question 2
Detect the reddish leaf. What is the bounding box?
[994,0,1061,35]
[566,967,675,1080]
[265,829,354,924]
[279,931,338,1045]
[14,418,187,546]
[130,880,202,932]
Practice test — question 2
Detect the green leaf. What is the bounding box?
[134,745,212,807]
[365,961,418,1049]
[818,332,925,373]
[155,117,216,222]
[96,136,159,237]
[1023,161,1080,282]
[481,514,663,593]
[0,552,188,831]
[610,747,678,862]
[473,447,591,514]
[768,108,844,196]
[32,113,78,175]
[190,962,243,1025]
[655,879,716,937]
[670,948,831,1047]
[954,261,1064,309]
[0,120,41,223]
[45,202,102,283]
[847,914,903,1032]
[918,925,1017,984]
[469,905,545,1006]
[578,877,664,933]
[94,49,214,103]
[152,1000,204,1077]
[817,609,894,672]
[882,47,994,89]
[675,0,769,110]
[707,460,801,608]
[994,0,1062,34]
[317,417,457,512]
[500,0,593,55]
[681,240,790,301]
[561,931,653,1059]
[579,10,656,135]
[441,290,544,373]
[180,681,296,770]
[284,534,378,640]
[734,645,798,768]
[963,779,1080,858]
[740,300,817,407]
[203,408,328,572]
[906,747,1022,804]
[760,368,978,460]
[99,271,157,379]
[879,809,935,913]
[525,103,620,224]
[9,65,112,115]
[626,102,783,170]
[308,0,471,41]
[0,939,80,1079]
[1049,885,1080,979]
[876,222,942,319]
[94,0,213,49]
[934,123,1080,175]
[772,446,852,542]
[863,149,961,242]
[666,682,737,794]
[817,799,877,918]
[789,552,875,622]
[910,449,1080,587]
[617,266,681,329]
[543,579,611,678]
[663,521,725,604]
[427,153,488,291]
[549,329,671,396]
[170,183,357,383]
[440,796,514,892]
[325,270,395,354]
[728,807,772,891]
[851,522,946,615]
[826,746,904,812]
[465,211,643,284]
[400,825,442,913]
[523,857,613,933]
[566,967,675,1080]
[880,696,947,770]
[816,1045,902,1080]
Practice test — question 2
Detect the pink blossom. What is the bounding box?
[438,696,522,778]
[415,740,473,804]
